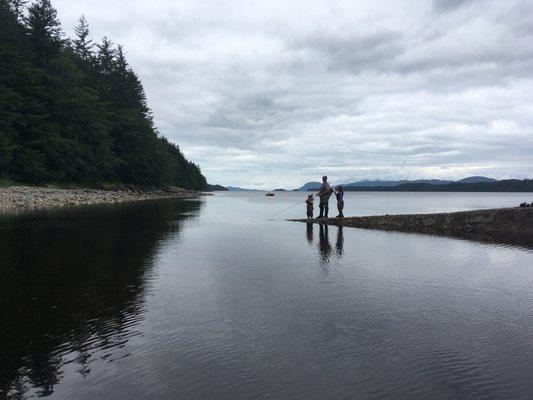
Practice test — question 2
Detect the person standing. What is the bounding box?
[305,194,314,219]
[317,175,333,218]
[335,185,344,218]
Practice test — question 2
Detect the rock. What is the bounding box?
[0,185,203,210]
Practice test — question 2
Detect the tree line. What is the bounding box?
[0,0,207,189]
[341,179,533,192]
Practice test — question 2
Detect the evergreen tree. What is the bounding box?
[96,37,115,77]
[25,0,62,64]
[72,15,93,61]
[8,0,27,21]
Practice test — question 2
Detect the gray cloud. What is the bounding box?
[432,0,476,13]
[53,0,533,188]
[290,31,405,73]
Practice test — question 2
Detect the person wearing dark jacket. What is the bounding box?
[316,176,333,218]
[305,194,314,218]
[335,185,344,218]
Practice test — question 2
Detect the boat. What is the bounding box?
[265,192,275,197]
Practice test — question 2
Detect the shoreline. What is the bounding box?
[0,185,209,210]
[290,207,533,247]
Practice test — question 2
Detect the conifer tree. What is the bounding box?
[73,15,92,61]
[8,0,27,21]
[96,37,115,77]
[25,0,62,64]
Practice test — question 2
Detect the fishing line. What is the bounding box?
[268,199,305,220]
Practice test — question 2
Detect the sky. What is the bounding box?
[53,0,533,189]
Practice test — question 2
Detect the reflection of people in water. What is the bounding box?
[306,223,314,244]
[318,224,332,264]
[335,226,344,258]
[306,224,343,264]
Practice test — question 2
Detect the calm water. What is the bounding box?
[1,192,533,399]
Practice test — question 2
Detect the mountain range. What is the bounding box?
[297,176,498,191]
[211,177,525,192]
[226,186,260,191]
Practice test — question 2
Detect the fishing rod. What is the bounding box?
[268,199,304,220]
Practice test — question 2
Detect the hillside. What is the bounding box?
[342,179,533,192]
[298,182,322,191]
[295,177,531,192]
[0,0,206,189]
[343,179,454,187]
[297,177,496,191]
[206,184,228,191]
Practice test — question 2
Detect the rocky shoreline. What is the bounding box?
[0,185,207,210]
[290,207,533,248]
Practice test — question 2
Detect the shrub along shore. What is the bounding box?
[0,185,207,210]
[290,207,533,248]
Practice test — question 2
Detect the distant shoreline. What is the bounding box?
[0,185,207,211]
[299,179,533,192]
[290,207,533,247]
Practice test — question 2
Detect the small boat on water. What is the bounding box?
[265,192,275,197]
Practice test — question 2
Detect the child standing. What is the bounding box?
[335,185,344,218]
[306,194,314,218]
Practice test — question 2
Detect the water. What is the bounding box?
[1,192,533,399]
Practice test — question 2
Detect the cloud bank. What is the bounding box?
[54,0,533,188]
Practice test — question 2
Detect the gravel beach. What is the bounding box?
[0,186,205,210]
[291,207,533,247]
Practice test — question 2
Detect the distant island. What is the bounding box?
[0,0,206,190]
[297,177,533,192]
[205,177,533,193]
[226,187,260,192]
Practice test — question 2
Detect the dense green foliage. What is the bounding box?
[0,0,207,189]
[342,179,533,192]
[205,183,228,191]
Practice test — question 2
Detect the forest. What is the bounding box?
[0,0,207,189]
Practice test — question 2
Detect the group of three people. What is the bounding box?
[305,176,344,219]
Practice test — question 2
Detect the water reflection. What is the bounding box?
[0,199,202,399]
[306,223,313,244]
[306,225,345,266]
[335,226,344,258]
[317,225,333,265]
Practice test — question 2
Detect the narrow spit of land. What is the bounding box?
[0,186,208,210]
[290,207,533,247]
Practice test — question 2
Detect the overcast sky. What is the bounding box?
[53,0,533,188]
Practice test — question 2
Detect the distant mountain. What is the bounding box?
[343,179,454,187]
[297,179,453,191]
[344,180,404,187]
[226,186,259,191]
[273,188,287,192]
[298,182,322,191]
[206,184,228,191]
[296,177,500,191]
[341,179,533,192]
[457,176,497,184]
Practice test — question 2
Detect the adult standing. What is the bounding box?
[317,175,333,218]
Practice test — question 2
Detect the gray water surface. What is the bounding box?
[1,192,533,399]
